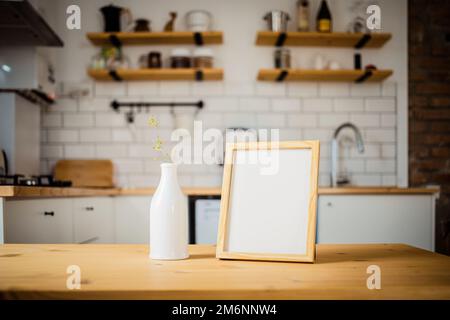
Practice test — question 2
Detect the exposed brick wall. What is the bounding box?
[409,0,450,255]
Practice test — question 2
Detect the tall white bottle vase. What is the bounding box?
[149,163,189,260]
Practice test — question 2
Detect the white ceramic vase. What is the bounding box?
[149,163,189,260]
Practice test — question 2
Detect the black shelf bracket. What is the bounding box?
[276,70,289,82]
[193,32,204,46]
[355,70,373,83]
[355,33,372,49]
[108,69,122,81]
[108,34,122,48]
[195,70,204,81]
[275,32,287,47]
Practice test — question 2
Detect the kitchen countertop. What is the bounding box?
[0,244,449,299]
[0,186,440,198]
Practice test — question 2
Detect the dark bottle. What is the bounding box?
[316,0,332,33]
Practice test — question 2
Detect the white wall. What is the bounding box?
[39,0,408,188]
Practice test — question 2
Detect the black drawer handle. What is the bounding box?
[85,207,94,211]
[44,211,55,216]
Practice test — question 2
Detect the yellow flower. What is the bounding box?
[148,116,159,128]
[153,136,163,151]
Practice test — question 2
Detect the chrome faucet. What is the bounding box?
[331,123,365,187]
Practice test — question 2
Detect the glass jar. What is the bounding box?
[193,48,213,68]
[274,48,291,68]
[170,48,191,68]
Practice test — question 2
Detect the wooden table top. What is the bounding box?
[0,244,449,299]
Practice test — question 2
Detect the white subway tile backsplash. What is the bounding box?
[303,98,333,112]
[197,112,223,127]
[64,145,95,158]
[382,82,397,97]
[192,174,222,187]
[350,114,380,127]
[255,82,286,97]
[48,129,78,142]
[205,97,239,111]
[351,174,382,186]
[319,173,331,187]
[287,114,317,128]
[223,113,256,127]
[41,145,63,158]
[134,112,174,128]
[381,144,396,158]
[287,83,318,97]
[159,82,191,96]
[192,82,224,96]
[42,113,62,128]
[78,98,110,112]
[96,144,127,158]
[333,98,364,112]
[112,129,134,142]
[225,82,255,96]
[127,82,159,96]
[80,129,111,142]
[95,113,127,127]
[256,113,285,127]
[113,159,144,173]
[95,82,127,97]
[303,128,333,142]
[42,79,399,187]
[278,128,302,140]
[365,98,396,112]
[366,159,396,173]
[239,97,270,111]
[341,159,365,173]
[382,174,397,186]
[63,113,94,128]
[271,98,301,112]
[365,129,396,143]
[128,174,160,187]
[381,114,396,127]
[350,144,380,158]
[350,83,381,97]
[319,113,349,127]
[319,83,350,97]
[47,98,77,113]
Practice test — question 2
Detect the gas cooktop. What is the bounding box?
[0,174,72,187]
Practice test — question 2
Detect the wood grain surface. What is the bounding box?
[0,244,449,299]
[0,186,439,198]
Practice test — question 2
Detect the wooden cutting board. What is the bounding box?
[54,160,114,188]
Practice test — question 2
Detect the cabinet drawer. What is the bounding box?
[317,195,433,250]
[73,197,114,244]
[4,199,73,243]
[115,196,151,244]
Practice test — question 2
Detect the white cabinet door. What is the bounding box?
[4,199,73,243]
[317,195,434,250]
[73,197,114,244]
[114,196,151,244]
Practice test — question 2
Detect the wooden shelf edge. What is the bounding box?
[255,31,391,48]
[257,69,393,82]
[88,68,224,81]
[87,31,223,46]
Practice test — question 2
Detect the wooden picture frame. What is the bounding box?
[216,140,320,263]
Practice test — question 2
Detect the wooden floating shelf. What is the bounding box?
[88,68,224,81]
[257,69,393,82]
[87,31,223,46]
[256,31,391,48]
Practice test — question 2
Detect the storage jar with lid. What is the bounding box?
[170,48,191,68]
[193,48,214,68]
[274,48,291,68]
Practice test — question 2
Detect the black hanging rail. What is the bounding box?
[110,100,204,123]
